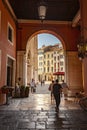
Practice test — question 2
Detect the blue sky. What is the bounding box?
[38,33,61,48]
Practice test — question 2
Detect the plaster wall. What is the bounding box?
[0,0,16,87]
[0,0,16,104]
[17,22,80,51]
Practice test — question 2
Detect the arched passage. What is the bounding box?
[16,23,83,95]
[17,22,79,51]
[25,30,66,85]
[16,29,82,96]
[27,29,66,50]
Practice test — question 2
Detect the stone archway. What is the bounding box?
[27,29,66,50]
[25,30,66,84]
[17,25,83,94]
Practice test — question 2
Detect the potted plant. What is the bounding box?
[25,86,29,97]
[1,85,9,94]
[20,85,25,98]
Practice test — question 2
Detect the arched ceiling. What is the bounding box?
[8,0,79,21]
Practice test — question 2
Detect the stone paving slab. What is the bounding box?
[0,109,87,130]
[0,84,87,130]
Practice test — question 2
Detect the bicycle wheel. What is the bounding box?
[79,97,87,111]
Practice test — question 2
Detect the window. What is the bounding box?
[7,57,14,86]
[58,56,59,60]
[54,57,56,61]
[58,63,59,67]
[39,57,43,60]
[61,67,63,71]
[54,63,56,67]
[39,62,43,66]
[47,67,49,72]
[60,61,63,66]
[51,60,53,64]
[44,67,46,72]
[44,55,46,58]
[51,54,53,58]
[8,23,14,44]
[51,67,53,72]
[54,63,56,72]
[47,60,50,65]
[60,55,63,59]
[48,54,49,58]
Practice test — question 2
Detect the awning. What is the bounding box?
[53,72,65,75]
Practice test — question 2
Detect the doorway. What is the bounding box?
[6,57,14,86]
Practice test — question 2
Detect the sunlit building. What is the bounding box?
[38,47,44,81]
[26,36,38,84]
[38,44,65,82]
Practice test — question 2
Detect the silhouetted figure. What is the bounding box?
[53,79,62,112]
[49,80,54,101]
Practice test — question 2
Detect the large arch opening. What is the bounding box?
[16,28,83,96]
[25,30,66,89]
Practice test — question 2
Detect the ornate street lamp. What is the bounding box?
[38,0,47,23]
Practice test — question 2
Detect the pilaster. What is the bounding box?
[66,51,83,92]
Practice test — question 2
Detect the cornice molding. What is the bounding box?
[72,10,80,27]
[18,19,72,25]
[3,0,17,22]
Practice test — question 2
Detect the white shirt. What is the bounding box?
[30,80,35,87]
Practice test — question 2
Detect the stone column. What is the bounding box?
[80,0,87,95]
[16,51,25,86]
[83,58,87,94]
[12,60,16,86]
[23,53,27,86]
[66,51,83,93]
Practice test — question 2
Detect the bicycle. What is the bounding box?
[79,97,87,111]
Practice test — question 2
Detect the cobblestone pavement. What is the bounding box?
[0,84,87,130]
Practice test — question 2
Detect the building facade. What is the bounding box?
[38,44,65,82]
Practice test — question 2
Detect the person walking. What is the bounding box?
[53,79,62,112]
[61,80,69,100]
[30,79,36,93]
[41,80,43,86]
[49,80,54,101]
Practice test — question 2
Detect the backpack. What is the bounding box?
[53,83,61,94]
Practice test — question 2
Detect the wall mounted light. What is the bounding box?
[77,25,87,60]
[38,0,47,23]
[77,38,87,60]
